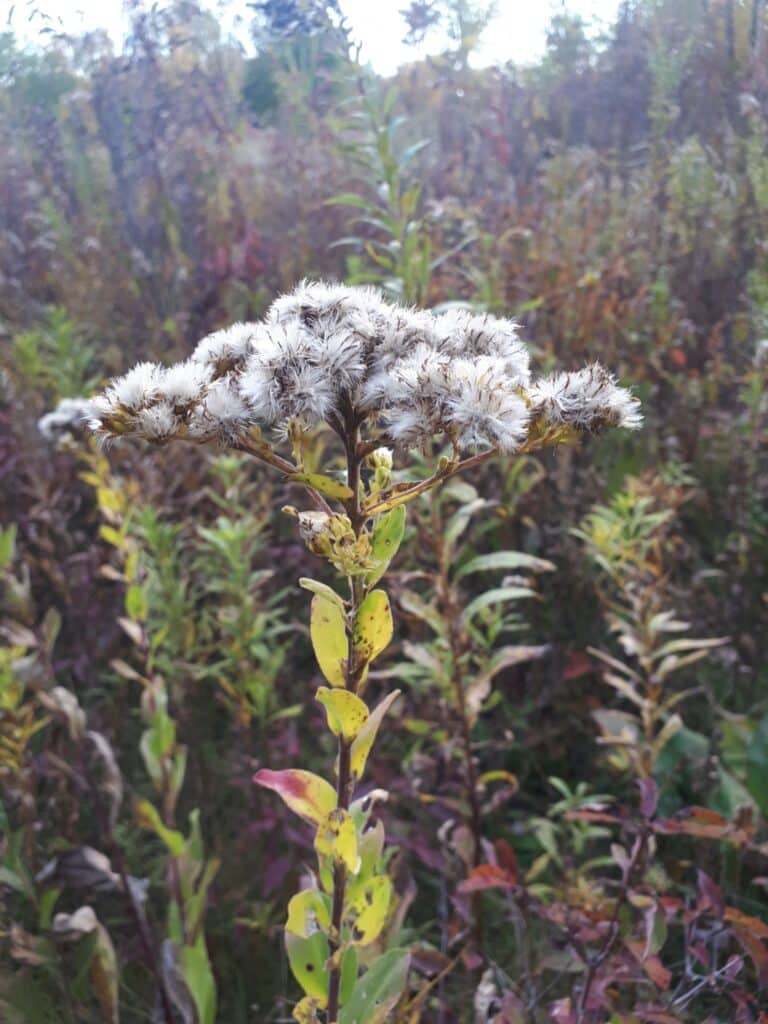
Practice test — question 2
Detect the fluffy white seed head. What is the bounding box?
[107,362,163,410]
[267,279,387,335]
[191,322,258,370]
[435,309,531,386]
[188,377,251,440]
[38,397,94,440]
[443,356,530,452]
[89,282,640,455]
[528,364,643,432]
[158,361,211,404]
[134,402,179,441]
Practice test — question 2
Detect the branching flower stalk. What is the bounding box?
[86,281,641,1023]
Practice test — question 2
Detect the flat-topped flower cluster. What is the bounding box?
[87,281,641,452]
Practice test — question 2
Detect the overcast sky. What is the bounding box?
[8,0,622,70]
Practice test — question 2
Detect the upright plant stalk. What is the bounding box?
[86,281,641,1023]
[326,429,363,1021]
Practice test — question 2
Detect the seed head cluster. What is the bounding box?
[87,281,641,452]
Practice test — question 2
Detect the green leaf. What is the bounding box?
[747,714,768,816]
[643,901,668,959]
[180,933,217,1024]
[463,587,537,624]
[125,584,148,622]
[286,931,330,1006]
[0,866,25,893]
[299,578,346,611]
[311,593,349,687]
[324,192,376,211]
[0,524,17,571]
[353,590,393,666]
[456,550,555,579]
[367,507,406,586]
[134,799,185,857]
[338,949,410,1024]
[340,945,359,1005]
[316,687,369,742]
[288,473,354,501]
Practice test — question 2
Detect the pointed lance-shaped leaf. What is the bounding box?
[288,473,354,501]
[254,769,336,825]
[338,948,411,1024]
[314,809,359,874]
[347,875,393,946]
[353,590,393,667]
[310,593,349,688]
[286,890,331,939]
[350,690,401,781]
[367,506,406,586]
[285,931,329,1007]
[316,687,369,743]
[299,577,346,611]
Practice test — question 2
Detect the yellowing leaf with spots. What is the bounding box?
[314,808,359,874]
[292,996,321,1024]
[353,590,393,666]
[350,690,401,780]
[316,687,369,742]
[347,875,393,946]
[310,594,348,688]
[285,931,329,1007]
[288,472,354,500]
[254,769,336,825]
[286,890,331,938]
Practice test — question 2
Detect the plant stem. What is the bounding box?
[327,739,352,1022]
[575,825,649,1023]
[435,512,483,869]
[327,418,365,1024]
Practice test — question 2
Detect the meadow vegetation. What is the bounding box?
[1,1,768,1021]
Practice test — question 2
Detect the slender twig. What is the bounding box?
[364,431,565,518]
[87,751,176,1024]
[234,436,334,514]
[505,889,537,1014]
[575,825,649,1023]
[400,947,466,1018]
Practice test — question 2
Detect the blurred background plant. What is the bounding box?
[2,0,768,1019]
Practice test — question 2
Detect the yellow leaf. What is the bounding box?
[254,769,336,825]
[292,996,321,1023]
[350,691,401,781]
[316,688,369,742]
[286,890,331,938]
[288,473,354,500]
[311,594,349,688]
[315,809,359,874]
[353,590,393,666]
[347,875,393,946]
